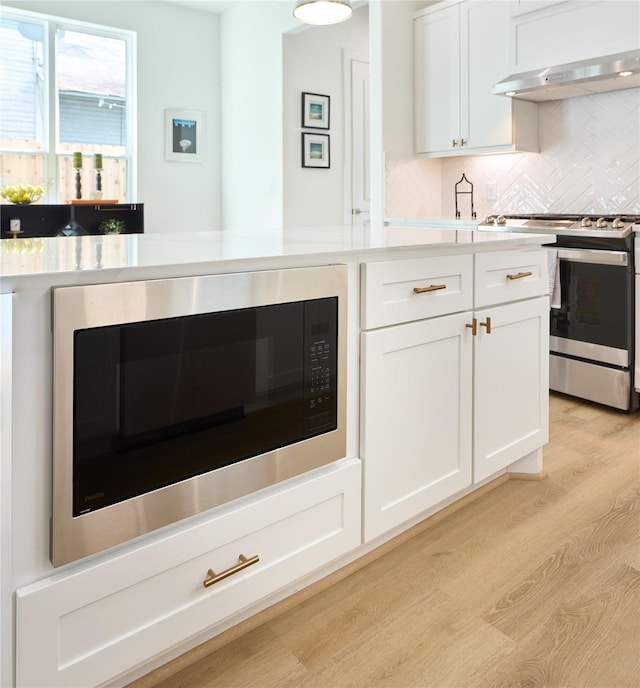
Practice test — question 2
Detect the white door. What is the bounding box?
[361,312,473,541]
[414,6,460,154]
[345,55,370,228]
[473,297,549,482]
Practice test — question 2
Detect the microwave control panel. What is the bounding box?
[304,297,338,436]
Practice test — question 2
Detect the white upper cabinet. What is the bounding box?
[414,3,461,155]
[509,0,640,72]
[414,0,539,158]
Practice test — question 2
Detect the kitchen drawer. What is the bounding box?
[361,254,473,329]
[16,458,361,688]
[474,249,547,308]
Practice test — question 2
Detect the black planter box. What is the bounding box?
[1,203,144,239]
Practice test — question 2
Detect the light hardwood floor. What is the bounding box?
[129,393,640,688]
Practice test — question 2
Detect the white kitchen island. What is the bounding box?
[0,224,553,688]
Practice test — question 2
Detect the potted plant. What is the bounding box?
[98,218,125,235]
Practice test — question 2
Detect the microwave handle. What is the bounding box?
[557,248,628,266]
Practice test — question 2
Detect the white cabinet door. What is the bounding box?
[361,312,473,541]
[465,0,514,150]
[414,4,460,155]
[473,297,549,482]
[414,1,538,157]
[511,0,640,72]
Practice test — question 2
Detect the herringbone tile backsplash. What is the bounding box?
[385,88,640,220]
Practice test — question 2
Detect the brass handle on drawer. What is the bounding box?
[203,554,259,588]
[506,271,532,281]
[413,284,447,294]
[466,318,477,336]
[480,317,492,334]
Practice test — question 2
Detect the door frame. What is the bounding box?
[342,50,369,226]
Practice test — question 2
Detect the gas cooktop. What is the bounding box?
[479,214,640,239]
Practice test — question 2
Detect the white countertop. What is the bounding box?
[0,225,552,290]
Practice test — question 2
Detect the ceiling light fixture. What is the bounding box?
[293,0,353,25]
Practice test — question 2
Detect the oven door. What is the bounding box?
[550,248,632,367]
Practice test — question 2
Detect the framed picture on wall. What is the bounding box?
[165,109,204,162]
[302,133,330,168]
[301,92,330,130]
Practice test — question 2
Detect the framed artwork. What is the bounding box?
[301,92,330,129]
[302,133,330,168]
[165,109,203,162]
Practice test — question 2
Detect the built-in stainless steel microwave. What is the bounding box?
[51,265,347,567]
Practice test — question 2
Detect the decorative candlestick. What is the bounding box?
[92,153,103,199]
[74,168,82,200]
[73,152,83,200]
[94,154,103,192]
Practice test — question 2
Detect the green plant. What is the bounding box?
[98,218,125,235]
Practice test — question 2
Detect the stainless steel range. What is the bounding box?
[481,214,636,238]
[480,214,639,411]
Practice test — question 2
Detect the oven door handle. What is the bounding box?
[557,248,628,266]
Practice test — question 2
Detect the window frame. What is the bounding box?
[0,7,137,203]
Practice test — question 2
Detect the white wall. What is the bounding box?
[380,0,424,156]
[283,5,369,229]
[1,0,222,233]
[378,0,443,220]
[220,1,297,233]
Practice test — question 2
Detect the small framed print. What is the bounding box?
[302,133,330,169]
[302,92,330,130]
[165,109,203,162]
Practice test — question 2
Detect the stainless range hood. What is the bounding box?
[493,50,640,102]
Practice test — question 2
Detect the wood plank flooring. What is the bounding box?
[128,393,640,688]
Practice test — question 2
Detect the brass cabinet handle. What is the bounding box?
[452,139,458,147]
[506,271,532,281]
[203,554,259,588]
[413,284,447,294]
[480,317,492,334]
[460,138,467,146]
[466,318,477,336]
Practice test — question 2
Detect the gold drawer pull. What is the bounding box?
[413,284,447,294]
[466,318,477,336]
[203,554,259,588]
[506,271,532,281]
[480,317,492,334]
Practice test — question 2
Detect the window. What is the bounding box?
[0,9,135,203]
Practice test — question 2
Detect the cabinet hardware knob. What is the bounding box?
[460,139,467,146]
[203,554,259,588]
[506,271,532,280]
[466,318,477,336]
[480,317,492,334]
[452,139,458,147]
[413,284,447,294]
